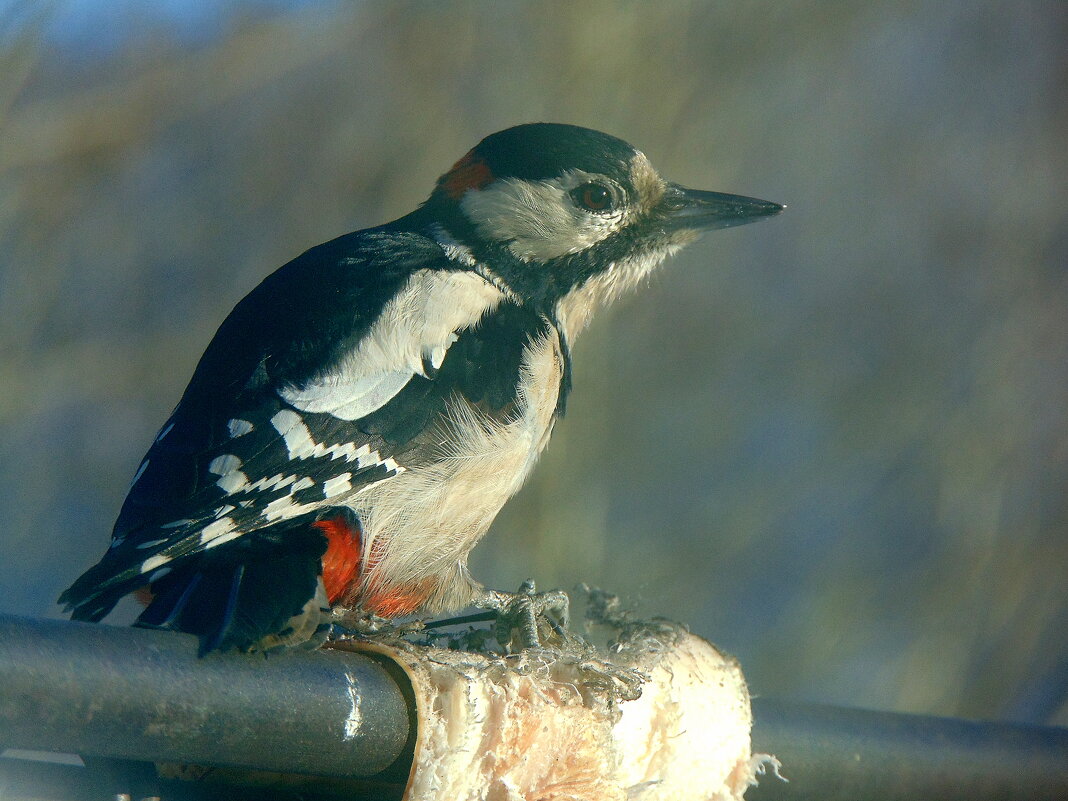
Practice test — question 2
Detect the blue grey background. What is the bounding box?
[1,1,1064,725]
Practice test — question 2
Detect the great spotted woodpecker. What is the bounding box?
[59,123,783,653]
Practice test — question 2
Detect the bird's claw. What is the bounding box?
[326,606,425,639]
[476,579,573,651]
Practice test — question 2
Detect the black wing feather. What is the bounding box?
[59,225,561,624]
[60,228,445,617]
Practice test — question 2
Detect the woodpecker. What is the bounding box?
[59,123,783,654]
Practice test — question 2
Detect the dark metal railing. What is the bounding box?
[749,698,1068,800]
[2,614,1066,800]
[0,615,411,778]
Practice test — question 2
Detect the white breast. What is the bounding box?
[350,323,565,611]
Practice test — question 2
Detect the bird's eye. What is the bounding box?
[571,182,615,213]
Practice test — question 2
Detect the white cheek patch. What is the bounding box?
[460,171,627,262]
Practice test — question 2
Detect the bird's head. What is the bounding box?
[423,123,783,335]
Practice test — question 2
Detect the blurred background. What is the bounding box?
[1,1,1065,726]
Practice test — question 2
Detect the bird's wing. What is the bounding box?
[60,228,511,618]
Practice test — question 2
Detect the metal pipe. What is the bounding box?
[0,614,412,778]
[748,697,1068,801]
[4,614,1068,799]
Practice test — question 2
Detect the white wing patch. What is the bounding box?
[126,408,411,580]
[426,333,458,371]
[278,269,505,421]
[269,409,402,473]
[130,459,150,488]
[228,418,254,438]
[141,553,171,573]
[323,473,353,498]
[209,454,249,494]
[281,371,414,421]
[161,518,194,529]
[209,454,242,474]
[198,516,240,549]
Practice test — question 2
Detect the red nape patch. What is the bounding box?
[312,516,364,605]
[440,151,494,199]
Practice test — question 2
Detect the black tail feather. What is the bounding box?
[133,527,329,653]
[60,556,145,623]
[150,570,204,630]
[197,564,245,655]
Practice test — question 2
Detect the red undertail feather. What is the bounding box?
[312,516,364,605]
[361,583,433,618]
[304,517,434,617]
[133,585,154,606]
[357,534,435,618]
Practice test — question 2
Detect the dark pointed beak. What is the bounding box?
[662,183,784,232]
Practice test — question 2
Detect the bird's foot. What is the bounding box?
[472,579,574,652]
[328,584,650,703]
[326,606,426,641]
[329,605,383,632]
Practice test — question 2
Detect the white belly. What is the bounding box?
[350,324,564,611]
